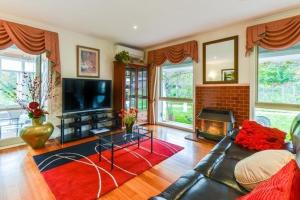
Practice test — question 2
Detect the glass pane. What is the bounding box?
[255,108,298,133]
[0,71,18,107]
[257,43,300,104]
[0,110,30,140]
[130,97,136,108]
[40,54,49,109]
[125,68,136,108]
[161,62,193,99]
[138,70,143,96]
[25,62,35,72]
[137,98,147,123]
[2,59,22,71]
[158,100,193,128]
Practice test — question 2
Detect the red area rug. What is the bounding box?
[38,139,183,200]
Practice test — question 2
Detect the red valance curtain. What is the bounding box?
[148,40,198,66]
[246,15,300,54]
[0,19,60,76]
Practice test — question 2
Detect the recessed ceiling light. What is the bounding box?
[133,25,138,30]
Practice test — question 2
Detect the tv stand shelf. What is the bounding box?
[57,110,120,144]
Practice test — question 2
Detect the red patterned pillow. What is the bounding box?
[238,159,300,200]
[235,120,285,151]
[290,165,300,200]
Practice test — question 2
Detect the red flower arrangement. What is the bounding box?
[27,101,48,119]
[119,108,138,133]
[118,108,138,124]
[235,120,286,151]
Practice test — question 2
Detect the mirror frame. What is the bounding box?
[203,35,239,84]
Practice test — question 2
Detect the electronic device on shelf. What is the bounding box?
[57,110,121,144]
[90,128,110,134]
[62,78,112,113]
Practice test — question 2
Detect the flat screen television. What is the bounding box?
[62,78,112,113]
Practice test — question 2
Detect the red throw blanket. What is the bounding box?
[235,120,285,151]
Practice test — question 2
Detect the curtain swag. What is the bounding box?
[147,40,198,66]
[0,19,61,77]
[246,15,300,55]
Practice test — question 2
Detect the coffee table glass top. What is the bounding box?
[97,126,152,148]
[96,126,153,170]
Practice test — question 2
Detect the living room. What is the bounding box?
[0,1,300,200]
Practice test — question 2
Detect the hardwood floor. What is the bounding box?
[0,125,215,200]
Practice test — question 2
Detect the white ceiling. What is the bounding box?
[0,0,299,48]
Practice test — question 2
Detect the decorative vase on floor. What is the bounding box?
[20,117,54,149]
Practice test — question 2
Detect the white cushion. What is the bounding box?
[234,150,295,191]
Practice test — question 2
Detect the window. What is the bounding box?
[255,43,300,132]
[157,61,194,129]
[0,45,47,141]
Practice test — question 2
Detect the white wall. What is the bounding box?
[0,12,115,138]
[146,7,300,119]
[0,12,115,80]
[146,7,300,86]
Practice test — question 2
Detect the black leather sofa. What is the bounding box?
[150,119,300,200]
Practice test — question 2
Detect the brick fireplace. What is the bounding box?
[195,85,250,128]
[197,108,235,141]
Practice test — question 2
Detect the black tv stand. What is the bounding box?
[56,109,120,144]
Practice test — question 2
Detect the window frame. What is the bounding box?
[255,46,300,111]
[157,61,195,130]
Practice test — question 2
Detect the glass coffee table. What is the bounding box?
[96,126,153,170]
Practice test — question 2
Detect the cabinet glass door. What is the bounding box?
[125,68,136,109]
[137,68,148,123]
[125,66,148,124]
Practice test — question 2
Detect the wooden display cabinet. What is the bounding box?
[113,61,148,124]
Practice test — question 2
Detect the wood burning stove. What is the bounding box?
[196,108,235,141]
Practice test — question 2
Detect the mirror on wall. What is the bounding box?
[203,36,238,84]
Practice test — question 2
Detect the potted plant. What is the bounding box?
[114,50,131,64]
[0,72,57,149]
[119,108,138,133]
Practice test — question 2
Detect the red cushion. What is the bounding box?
[290,165,300,200]
[235,120,285,151]
[238,160,300,200]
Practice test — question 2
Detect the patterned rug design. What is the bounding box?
[33,138,183,200]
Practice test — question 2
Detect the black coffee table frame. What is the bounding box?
[97,126,153,170]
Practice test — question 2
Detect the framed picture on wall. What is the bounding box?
[221,69,235,81]
[77,45,100,77]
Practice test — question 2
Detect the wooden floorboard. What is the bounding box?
[0,125,215,200]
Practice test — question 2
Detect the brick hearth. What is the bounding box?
[195,85,250,128]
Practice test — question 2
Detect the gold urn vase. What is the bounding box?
[20,117,54,149]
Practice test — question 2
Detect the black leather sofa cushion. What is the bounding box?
[194,138,254,194]
[150,174,241,200]
[154,170,202,200]
[176,175,241,200]
[151,115,300,200]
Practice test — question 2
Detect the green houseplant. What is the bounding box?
[115,50,130,64]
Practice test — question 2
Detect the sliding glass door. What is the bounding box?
[157,61,194,129]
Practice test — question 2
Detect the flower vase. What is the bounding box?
[125,122,134,134]
[20,117,54,149]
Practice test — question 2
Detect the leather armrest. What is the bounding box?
[149,170,203,200]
